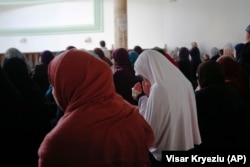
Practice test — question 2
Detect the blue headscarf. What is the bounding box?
[234,43,245,62]
[128,51,139,67]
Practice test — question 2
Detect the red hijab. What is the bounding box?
[38,49,154,167]
[217,56,249,102]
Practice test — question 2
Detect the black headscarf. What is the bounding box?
[197,61,225,88]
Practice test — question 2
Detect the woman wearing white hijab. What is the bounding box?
[132,50,201,162]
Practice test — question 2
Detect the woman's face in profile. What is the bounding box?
[141,77,151,96]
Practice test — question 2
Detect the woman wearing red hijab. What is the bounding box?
[217,56,249,103]
[38,49,154,167]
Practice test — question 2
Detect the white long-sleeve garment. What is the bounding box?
[135,50,201,161]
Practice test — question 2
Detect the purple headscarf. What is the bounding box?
[112,48,137,105]
[112,48,133,70]
[40,50,54,65]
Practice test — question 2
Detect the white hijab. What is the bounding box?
[134,50,201,160]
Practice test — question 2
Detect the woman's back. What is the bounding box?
[196,84,249,150]
[134,50,201,161]
[38,49,154,167]
[2,58,51,167]
[195,61,249,150]
[112,48,137,105]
